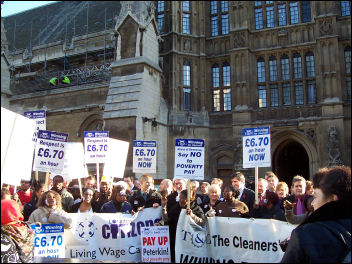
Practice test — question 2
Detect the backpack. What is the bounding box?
[317,221,351,263]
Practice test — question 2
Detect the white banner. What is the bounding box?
[24,110,46,142]
[33,130,68,174]
[64,208,162,261]
[51,142,88,182]
[242,126,271,168]
[176,210,296,263]
[1,107,37,185]
[103,138,129,179]
[133,141,157,173]
[174,139,205,180]
[84,131,109,163]
[141,226,171,263]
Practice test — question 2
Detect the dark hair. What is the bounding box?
[232,172,245,184]
[1,188,11,199]
[313,166,351,201]
[265,191,280,206]
[224,185,240,199]
[31,180,45,201]
[111,185,126,201]
[37,190,62,208]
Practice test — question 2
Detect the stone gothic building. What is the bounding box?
[1,1,351,186]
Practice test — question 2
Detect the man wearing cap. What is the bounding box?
[92,176,111,212]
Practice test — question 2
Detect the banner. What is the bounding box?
[84,131,109,163]
[103,138,129,179]
[31,223,65,258]
[174,139,205,180]
[1,107,37,185]
[242,126,271,168]
[133,141,157,173]
[64,208,162,261]
[33,130,68,174]
[175,210,296,263]
[24,110,46,142]
[141,226,171,262]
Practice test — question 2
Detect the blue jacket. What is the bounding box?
[100,200,132,213]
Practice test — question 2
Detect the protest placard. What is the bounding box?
[174,139,205,180]
[24,110,46,142]
[51,142,88,182]
[242,126,271,168]
[33,130,68,174]
[84,131,109,163]
[140,226,171,263]
[31,223,65,258]
[1,107,37,185]
[133,141,157,174]
[103,138,129,179]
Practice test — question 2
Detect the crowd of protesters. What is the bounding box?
[1,165,350,263]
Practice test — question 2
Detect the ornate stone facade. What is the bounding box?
[2,1,351,184]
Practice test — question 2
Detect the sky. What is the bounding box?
[1,1,57,17]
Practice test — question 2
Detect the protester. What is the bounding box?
[1,200,35,262]
[305,180,314,195]
[280,175,312,215]
[160,183,205,262]
[209,185,249,218]
[84,175,97,189]
[231,172,255,214]
[284,196,314,225]
[23,181,46,221]
[1,188,12,200]
[123,175,138,191]
[276,182,289,201]
[251,191,285,221]
[129,174,161,212]
[51,175,74,213]
[100,185,132,213]
[133,179,141,190]
[159,179,173,196]
[27,190,72,229]
[16,179,33,207]
[266,172,279,192]
[167,178,187,211]
[68,180,82,205]
[196,181,210,206]
[92,176,112,212]
[211,178,223,199]
[70,188,98,213]
[201,183,222,215]
[257,178,268,205]
[281,166,351,263]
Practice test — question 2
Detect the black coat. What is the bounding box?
[281,200,351,263]
[129,189,161,212]
[239,187,255,214]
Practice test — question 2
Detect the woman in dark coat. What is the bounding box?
[281,166,351,263]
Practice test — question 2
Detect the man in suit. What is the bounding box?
[166,178,187,211]
[231,172,255,215]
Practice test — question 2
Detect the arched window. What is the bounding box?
[211,63,231,112]
[293,53,302,79]
[305,52,315,78]
[281,54,290,80]
[157,1,165,33]
[183,61,191,110]
[257,57,266,108]
[269,56,278,81]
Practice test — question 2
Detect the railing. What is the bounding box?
[10,64,112,94]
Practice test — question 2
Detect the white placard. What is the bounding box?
[103,138,129,178]
[84,131,109,163]
[31,223,65,258]
[133,141,157,173]
[174,139,204,180]
[24,110,46,142]
[242,126,271,168]
[52,142,88,182]
[1,107,37,185]
[140,226,171,263]
[33,130,68,174]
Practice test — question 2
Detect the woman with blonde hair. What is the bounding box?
[27,190,72,229]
